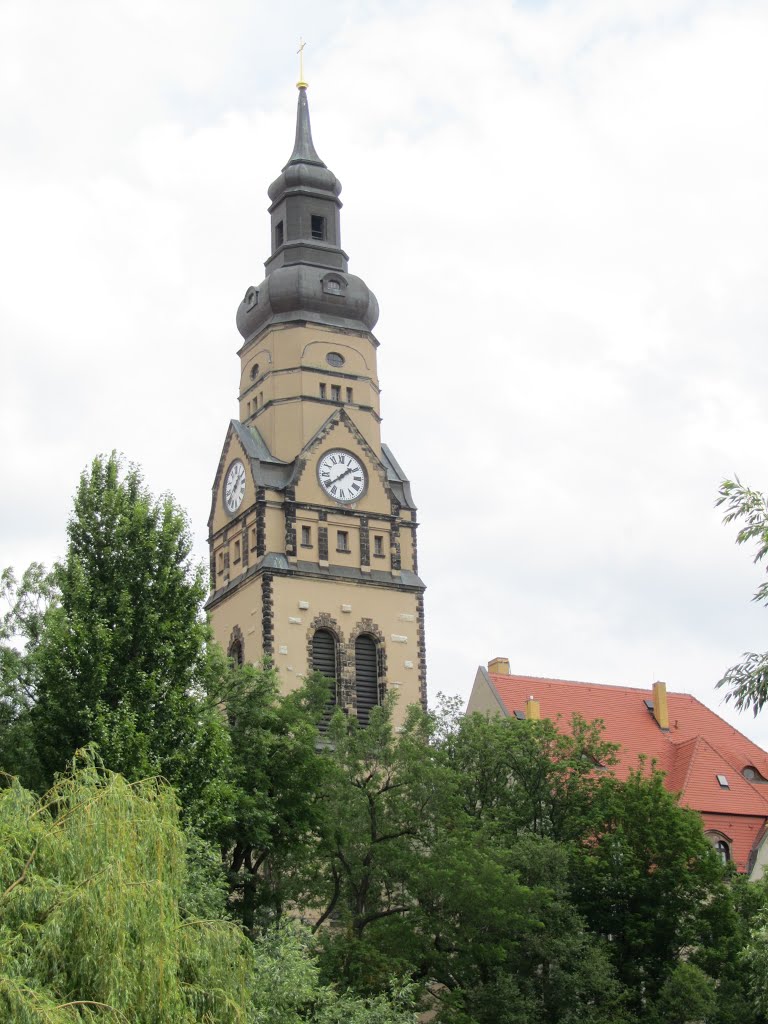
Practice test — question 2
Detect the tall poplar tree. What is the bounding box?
[31,454,232,830]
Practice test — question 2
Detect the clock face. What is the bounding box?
[318,450,366,503]
[224,460,246,513]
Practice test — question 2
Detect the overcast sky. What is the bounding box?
[2,0,767,745]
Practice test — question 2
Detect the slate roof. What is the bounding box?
[481,670,768,872]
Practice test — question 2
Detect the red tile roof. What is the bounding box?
[484,671,768,872]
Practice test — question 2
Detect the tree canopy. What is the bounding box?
[28,454,233,832]
[4,458,768,1023]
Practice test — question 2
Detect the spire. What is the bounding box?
[287,86,324,168]
[235,82,379,340]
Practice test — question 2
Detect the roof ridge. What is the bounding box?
[498,672,656,695]
[679,692,768,764]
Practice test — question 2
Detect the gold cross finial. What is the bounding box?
[296,37,308,89]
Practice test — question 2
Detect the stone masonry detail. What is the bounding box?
[261,574,274,656]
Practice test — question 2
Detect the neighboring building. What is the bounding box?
[206,82,426,726]
[467,658,768,876]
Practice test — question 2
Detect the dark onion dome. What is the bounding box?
[236,267,379,340]
[236,85,378,342]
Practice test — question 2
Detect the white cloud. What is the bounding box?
[1,0,767,746]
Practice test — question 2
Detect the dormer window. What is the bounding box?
[275,221,284,248]
[321,274,347,296]
[311,215,326,240]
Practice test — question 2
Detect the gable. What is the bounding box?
[291,409,394,513]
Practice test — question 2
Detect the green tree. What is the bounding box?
[0,756,417,1024]
[440,705,618,841]
[312,698,443,959]
[0,753,255,1023]
[308,702,631,1024]
[0,563,55,786]
[222,664,332,932]
[716,477,768,714]
[569,765,723,1009]
[649,962,717,1024]
[692,873,768,1024]
[30,454,232,833]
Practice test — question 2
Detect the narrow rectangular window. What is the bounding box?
[346,387,353,403]
[311,215,326,240]
[234,539,241,563]
[320,383,327,399]
[301,525,311,547]
[217,552,224,573]
[251,528,257,550]
[275,221,284,247]
[337,530,349,553]
[331,385,341,402]
[374,535,384,557]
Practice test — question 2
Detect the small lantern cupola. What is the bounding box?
[265,85,346,275]
[236,83,378,343]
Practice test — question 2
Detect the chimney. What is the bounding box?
[526,695,541,721]
[488,657,510,675]
[652,680,669,731]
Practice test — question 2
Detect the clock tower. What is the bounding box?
[206,84,426,724]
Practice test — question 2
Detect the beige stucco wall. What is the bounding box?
[270,574,422,728]
[238,324,382,460]
[465,668,506,717]
[210,583,264,665]
[209,312,424,725]
[210,572,422,730]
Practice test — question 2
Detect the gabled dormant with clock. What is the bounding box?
[207,83,426,724]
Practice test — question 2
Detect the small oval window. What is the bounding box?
[326,352,345,368]
[250,363,260,380]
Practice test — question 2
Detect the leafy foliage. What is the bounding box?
[29,454,233,833]
[221,664,331,931]
[570,765,722,1007]
[4,459,768,1023]
[0,756,418,1024]
[0,563,56,787]
[0,753,254,1023]
[717,478,768,714]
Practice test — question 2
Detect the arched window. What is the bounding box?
[355,634,379,727]
[706,831,732,865]
[227,627,244,668]
[312,628,338,727]
[714,840,730,864]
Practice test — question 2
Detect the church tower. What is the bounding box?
[206,83,426,724]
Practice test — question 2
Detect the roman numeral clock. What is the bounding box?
[206,82,426,726]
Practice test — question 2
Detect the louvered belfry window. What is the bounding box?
[355,634,379,727]
[312,629,338,728]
